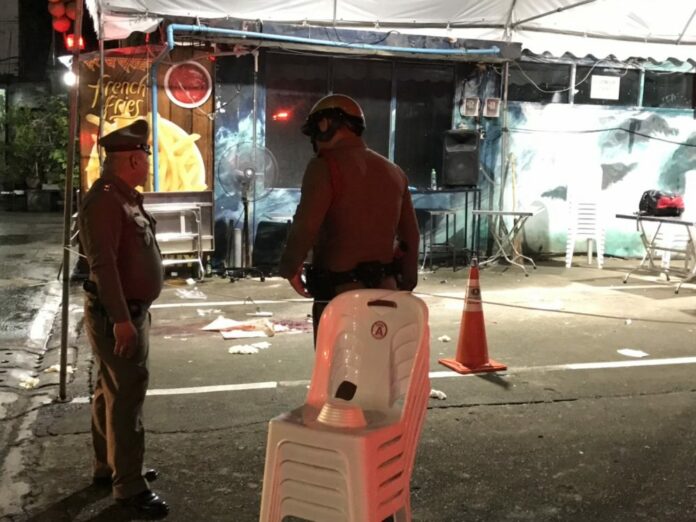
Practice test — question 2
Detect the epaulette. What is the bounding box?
[81,180,119,210]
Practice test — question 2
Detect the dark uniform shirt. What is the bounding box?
[79,174,164,323]
[279,134,420,290]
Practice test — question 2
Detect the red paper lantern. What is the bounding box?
[48,2,65,17]
[65,2,76,20]
[52,15,71,33]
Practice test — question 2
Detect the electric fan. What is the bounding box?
[217,142,279,280]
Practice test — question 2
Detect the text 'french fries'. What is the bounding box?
[84,112,207,192]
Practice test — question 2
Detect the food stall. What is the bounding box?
[78,45,215,276]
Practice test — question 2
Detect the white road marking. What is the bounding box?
[151,299,308,309]
[147,381,277,396]
[68,356,696,403]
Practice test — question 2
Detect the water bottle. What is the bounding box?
[430,168,437,190]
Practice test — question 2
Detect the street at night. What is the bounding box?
[2,212,696,521]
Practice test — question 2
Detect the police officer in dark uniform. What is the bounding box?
[79,119,168,518]
[279,94,420,342]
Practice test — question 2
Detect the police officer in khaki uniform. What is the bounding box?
[278,94,420,340]
[79,119,168,518]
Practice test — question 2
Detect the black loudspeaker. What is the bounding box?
[252,220,291,275]
[442,129,480,187]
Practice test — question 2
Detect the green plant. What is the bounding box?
[0,94,79,189]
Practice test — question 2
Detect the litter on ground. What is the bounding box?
[617,348,649,358]
[19,376,40,389]
[228,341,273,355]
[430,389,447,400]
[175,287,207,300]
[43,364,74,374]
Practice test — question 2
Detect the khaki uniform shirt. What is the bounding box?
[79,174,164,323]
[279,134,420,290]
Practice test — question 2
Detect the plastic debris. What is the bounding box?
[43,364,74,374]
[429,389,447,400]
[437,335,452,343]
[617,348,649,358]
[175,287,207,300]
[624,319,632,325]
[186,278,196,285]
[19,376,40,389]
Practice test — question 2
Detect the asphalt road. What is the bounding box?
[2,211,696,521]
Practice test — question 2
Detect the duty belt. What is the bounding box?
[83,280,148,320]
[304,261,397,300]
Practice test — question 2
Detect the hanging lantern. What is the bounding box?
[52,15,71,33]
[48,2,65,17]
[65,2,76,20]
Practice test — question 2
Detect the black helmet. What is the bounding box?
[301,94,366,140]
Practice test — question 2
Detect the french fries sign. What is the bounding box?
[79,47,211,192]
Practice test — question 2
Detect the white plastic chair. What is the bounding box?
[565,200,605,269]
[259,290,431,522]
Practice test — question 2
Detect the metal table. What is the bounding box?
[616,213,696,293]
[474,208,545,275]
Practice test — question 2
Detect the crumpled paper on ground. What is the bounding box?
[19,376,40,389]
[228,341,272,355]
[43,364,74,374]
[429,389,447,400]
[175,287,207,300]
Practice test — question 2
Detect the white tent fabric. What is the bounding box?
[88,0,696,62]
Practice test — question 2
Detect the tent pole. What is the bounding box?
[59,0,85,401]
[495,62,510,241]
[677,7,696,44]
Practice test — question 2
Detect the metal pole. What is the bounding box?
[59,0,85,400]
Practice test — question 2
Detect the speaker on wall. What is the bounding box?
[252,220,291,275]
[442,129,480,187]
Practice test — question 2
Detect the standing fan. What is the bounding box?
[217,142,279,280]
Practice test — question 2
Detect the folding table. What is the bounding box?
[616,213,696,293]
[474,208,545,275]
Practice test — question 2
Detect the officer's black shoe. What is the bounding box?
[117,490,169,519]
[92,468,159,487]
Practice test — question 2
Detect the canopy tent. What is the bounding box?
[86,0,696,62]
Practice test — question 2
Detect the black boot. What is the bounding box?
[117,490,169,519]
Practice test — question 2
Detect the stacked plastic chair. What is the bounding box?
[565,200,606,269]
[259,290,431,522]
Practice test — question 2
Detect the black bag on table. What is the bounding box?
[638,190,685,217]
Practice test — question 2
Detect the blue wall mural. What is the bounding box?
[504,104,696,257]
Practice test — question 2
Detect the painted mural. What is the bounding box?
[504,103,696,257]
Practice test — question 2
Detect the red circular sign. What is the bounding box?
[164,61,212,109]
[371,321,388,340]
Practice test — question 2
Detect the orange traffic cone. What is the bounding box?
[439,258,507,375]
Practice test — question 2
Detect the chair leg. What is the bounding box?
[565,234,575,268]
[587,238,594,265]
